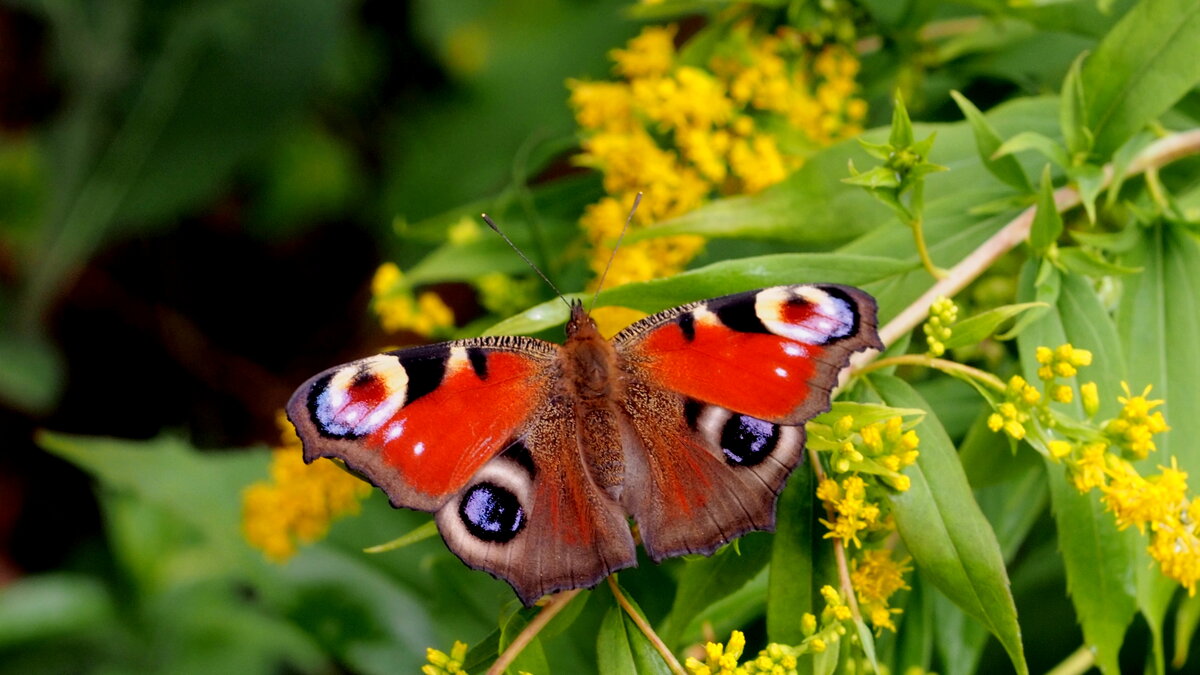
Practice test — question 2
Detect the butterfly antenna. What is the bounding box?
[589,192,642,311]
[481,213,572,309]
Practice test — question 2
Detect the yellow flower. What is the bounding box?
[567,79,635,132]
[423,640,470,675]
[591,305,649,339]
[728,134,788,194]
[1149,515,1200,596]
[1071,442,1110,492]
[818,475,880,547]
[1048,440,1073,460]
[242,413,372,561]
[475,272,537,318]
[611,25,676,79]
[1101,458,1188,534]
[1107,382,1170,459]
[685,630,747,675]
[851,549,911,633]
[371,263,456,337]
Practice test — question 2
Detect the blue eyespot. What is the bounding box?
[459,482,525,543]
[721,415,779,467]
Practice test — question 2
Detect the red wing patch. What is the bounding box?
[289,346,549,509]
[637,320,824,421]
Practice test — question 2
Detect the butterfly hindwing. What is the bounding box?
[286,338,556,512]
[434,396,637,605]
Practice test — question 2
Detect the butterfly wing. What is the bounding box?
[613,284,882,559]
[286,338,556,512]
[433,394,637,605]
[287,337,638,605]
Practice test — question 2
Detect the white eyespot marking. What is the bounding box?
[756,285,856,345]
[447,346,471,374]
[783,343,807,357]
[692,305,719,326]
[384,422,405,442]
[774,367,789,378]
[314,354,409,437]
[413,441,426,456]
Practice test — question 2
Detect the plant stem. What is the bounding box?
[361,519,439,553]
[486,589,582,675]
[607,576,686,675]
[848,128,1200,371]
[855,354,1006,392]
[910,215,948,279]
[1045,645,1095,675]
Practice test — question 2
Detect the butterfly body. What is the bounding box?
[288,284,881,605]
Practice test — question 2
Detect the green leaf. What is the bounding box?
[993,131,1070,168]
[1083,0,1200,157]
[485,254,915,336]
[1030,165,1064,253]
[625,151,890,244]
[1016,260,1135,675]
[0,328,63,414]
[942,302,1047,349]
[1173,592,1200,669]
[1060,52,1092,157]
[597,607,639,674]
[1057,246,1143,277]
[767,461,814,644]
[659,533,772,648]
[868,374,1028,675]
[499,608,550,675]
[0,574,114,648]
[949,91,1034,193]
[890,92,916,148]
[1117,221,1200,668]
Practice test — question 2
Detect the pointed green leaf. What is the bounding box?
[1060,52,1092,157]
[993,131,1070,168]
[942,302,1047,349]
[950,91,1033,193]
[869,374,1027,675]
[499,609,550,675]
[890,92,915,148]
[767,461,814,644]
[1173,592,1200,669]
[659,533,772,648]
[1030,165,1064,254]
[1083,0,1200,157]
[1057,247,1143,277]
[597,607,639,674]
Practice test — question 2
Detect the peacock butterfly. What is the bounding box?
[287,283,881,605]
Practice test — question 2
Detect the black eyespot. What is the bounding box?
[721,415,779,467]
[459,482,525,543]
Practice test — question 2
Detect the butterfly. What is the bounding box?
[287,284,881,605]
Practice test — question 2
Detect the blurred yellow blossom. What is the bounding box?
[851,549,911,633]
[371,262,456,337]
[570,19,866,289]
[242,412,371,561]
[817,475,880,548]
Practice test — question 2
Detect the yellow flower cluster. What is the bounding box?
[371,262,456,338]
[986,375,1042,441]
[1035,344,1093,404]
[423,640,469,675]
[850,549,911,633]
[242,412,372,561]
[569,22,866,287]
[923,296,958,357]
[1107,383,1170,459]
[1000,344,1194,592]
[817,475,881,548]
[811,413,920,486]
[684,592,849,675]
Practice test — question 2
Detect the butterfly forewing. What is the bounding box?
[286,338,556,512]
